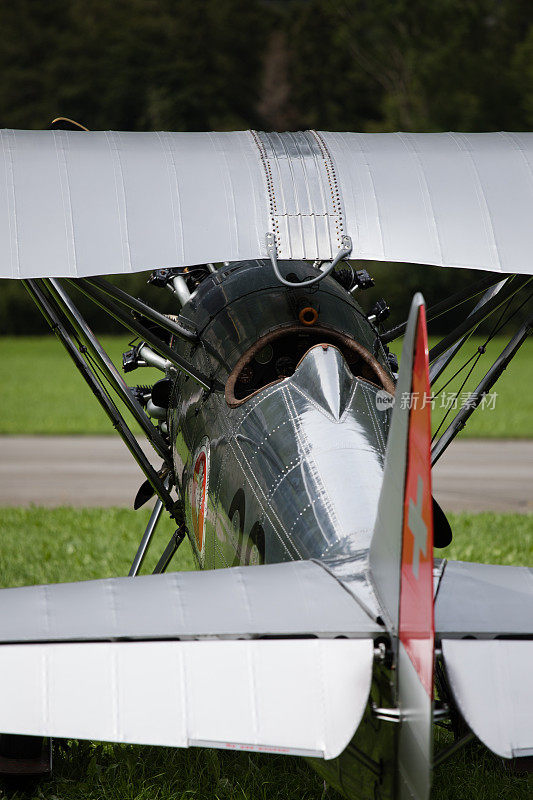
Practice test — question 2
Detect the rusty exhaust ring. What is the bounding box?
[298,306,319,326]
[225,324,395,407]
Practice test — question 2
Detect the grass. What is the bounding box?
[0,336,162,436]
[0,334,532,437]
[0,507,531,799]
[0,507,196,587]
[392,334,533,438]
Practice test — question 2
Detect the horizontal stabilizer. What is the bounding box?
[0,561,380,643]
[435,560,533,637]
[439,562,533,761]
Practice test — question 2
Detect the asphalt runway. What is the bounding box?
[0,436,531,513]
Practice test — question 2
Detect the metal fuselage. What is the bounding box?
[169,261,394,574]
[168,261,398,798]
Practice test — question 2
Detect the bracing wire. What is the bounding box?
[431,285,532,441]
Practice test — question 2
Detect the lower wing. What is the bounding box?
[435,559,533,760]
[0,560,379,760]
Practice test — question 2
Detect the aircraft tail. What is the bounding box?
[369,294,435,800]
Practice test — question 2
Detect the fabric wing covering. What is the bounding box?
[435,560,533,760]
[1,129,533,278]
[0,563,376,759]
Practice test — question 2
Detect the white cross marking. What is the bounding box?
[407,475,427,579]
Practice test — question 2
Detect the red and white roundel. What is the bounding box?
[191,438,210,561]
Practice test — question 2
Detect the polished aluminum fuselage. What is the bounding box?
[169,261,393,573]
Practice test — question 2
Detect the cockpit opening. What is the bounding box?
[225,325,395,407]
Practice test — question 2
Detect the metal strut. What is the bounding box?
[153,525,187,574]
[81,275,198,342]
[428,275,532,364]
[46,278,170,462]
[431,315,533,465]
[433,732,475,768]
[69,278,221,392]
[129,491,166,577]
[381,274,507,344]
[23,279,177,516]
[429,277,510,385]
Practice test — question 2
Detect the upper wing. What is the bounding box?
[0,560,379,760]
[2,129,533,278]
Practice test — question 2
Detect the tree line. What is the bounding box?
[1,0,532,332]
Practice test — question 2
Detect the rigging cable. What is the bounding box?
[431,286,532,441]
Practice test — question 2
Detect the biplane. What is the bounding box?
[0,124,531,800]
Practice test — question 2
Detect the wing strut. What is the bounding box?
[428,277,510,384]
[381,273,506,344]
[23,276,206,572]
[380,274,531,466]
[431,314,532,464]
[69,278,219,391]
[45,277,171,458]
[23,278,177,516]
[427,275,531,364]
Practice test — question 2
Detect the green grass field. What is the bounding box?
[0,336,162,436]
[0,334,531,437]
[0,507,531,800]
[389,334,533,439]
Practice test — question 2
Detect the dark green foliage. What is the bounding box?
[2,1,532,143]
[0,272,179,334]
[1,0,533,333]
[287,0,533,133]
[0,0,266,132]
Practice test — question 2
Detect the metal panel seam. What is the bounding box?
[298,132,321,255]
[242,131,268,254]
[248,644,259,745]
[311,558,380,625]
[228,438,300,560]
[107,574,118,634]
[43,583,52,639]
[237,568,254,628]
[155,130,185,264]
[250,130,278,247]
[111,644,120,741]
[52,130,78,277]
[310,130,344,249]
[0,129,19,278]
[361,383,388,455]
[317,638,329,753]
[172,572,187,630]
[278,132,305,255]
[42,647,50,734]
[208,132,239,255]
[395,132,444,265]
[447,132,501,271]
[349,131,384,256]
[500,131,533,203]
[285,387,341,541]
[104,131,132,273]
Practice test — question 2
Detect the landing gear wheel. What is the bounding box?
[245,522,265,566]
[0,734,52,778]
